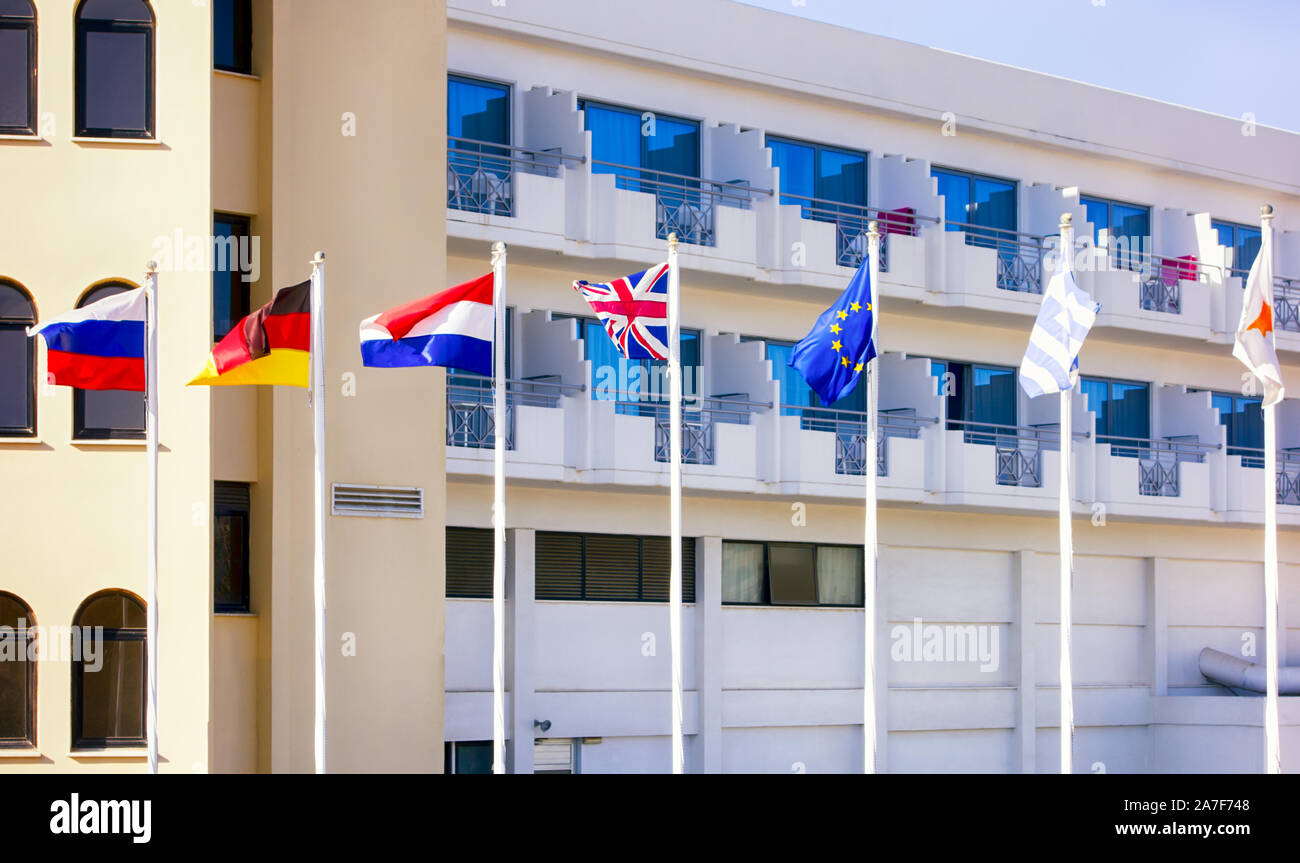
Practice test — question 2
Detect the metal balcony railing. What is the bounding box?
[790,405,937,477]
[608,393,769,466]
[1120,251,1208,315]
[1274,277,1300,333]
[774,194,939,273]
[1228,447,1300,506]
[447,137,585,217]
[944,221,1049,294]
[1098,433,1219,498]
[947,419,1085,488]
[591,160,772,247]
[446,375,583,449]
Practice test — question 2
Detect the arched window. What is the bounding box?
[72,590,146,749]
[0,0,36,136]
[0,592,36,748]
[0,279,36,437]
[73,282,145,440]
[75,0,154,139]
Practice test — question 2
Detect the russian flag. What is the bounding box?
[359,273,495,375]
[29,287,147,391]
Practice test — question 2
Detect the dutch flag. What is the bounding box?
[359,273,495,376]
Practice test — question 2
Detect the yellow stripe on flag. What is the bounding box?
[187,348,310,388]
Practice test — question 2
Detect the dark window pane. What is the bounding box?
[816,147,866,206]
[0,655,30,741]
[78,641,145,741]
[79,0,153,22]
[1236,226,1262,272]
[82,30,150,132]
[453,741,493,774]
[644,115,699,179]
[581,534,640,601]
[213,0,252,74]
[78,593,146,629]
[767,543,816,604]
[0,27,30,129]
[0,325,32,431]
[722,541,764,603]
[214,513,248,609]
[536,532,584,600]
[0,1,35,17]
[212,215,251,340]
[971,177,1016,234]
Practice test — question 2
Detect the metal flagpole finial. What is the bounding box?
[1261,204,1274,221]
[667,231,678,251]
[867,220,880,238]
[491,241,507,264]
[1060,212,1073,229]
[146,260,159,275]
[312,251,326,266]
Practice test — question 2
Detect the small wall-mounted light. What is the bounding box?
[534,719,552,733]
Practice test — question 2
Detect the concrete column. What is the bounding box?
[1014,550,1037,774]
[506,528,536,774]
[694,536,723,773]
[1147,557,1168,696]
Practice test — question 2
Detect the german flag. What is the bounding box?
[189,280,311,387]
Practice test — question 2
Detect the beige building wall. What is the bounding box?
[0,0,214,773]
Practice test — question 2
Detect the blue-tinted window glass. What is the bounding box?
[644,115,699,179]
[765,341,810,416]
[1236,226,1262,272]
[1112,203,1149,268]
[1082,377,1149,455]
[816,147,867,207]
[932,360,1014,442]
[1081,197,1110,245]
[1212,391,1263,463]
[769,139,815,202]
[213,0,252,74]
[583,101,699,198]
[448,76,509,144]
[1212,221,1235,250]
[569,316,698,412]
[932,169,970,229]
[971,177,1016,235]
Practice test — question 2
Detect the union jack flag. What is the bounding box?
[572,263,670,360]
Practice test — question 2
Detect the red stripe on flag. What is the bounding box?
[263,312,311,353]
[47,350,146,391]
[374,273,494,340]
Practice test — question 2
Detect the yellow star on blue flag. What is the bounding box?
[787,261,877,404]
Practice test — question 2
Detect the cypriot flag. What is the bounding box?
[1233,227,1285,407]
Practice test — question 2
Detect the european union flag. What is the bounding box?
[788,262,877,405]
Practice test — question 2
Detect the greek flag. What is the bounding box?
[1019,258,1100,398]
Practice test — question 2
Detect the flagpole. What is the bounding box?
[667,232,684,775]
[310,251,327,774]
[1057,214,1075,775]
[864,222,881,775]
[491,241,508,774]
[1260,204,1281,775]
[144,260,159,775]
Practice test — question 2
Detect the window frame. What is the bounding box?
[214,481,251,613]
[0,0,37,136]
[71,281,146,441]
[212,0,252,75]
[447,72,512,147]
[721,540,865,609]
[74,0,156,140]
[212,212,252,342]
[930,165,1019,234]
[534,530,696,603]
[1079,194,1152,270]
[1212,219,1263,274]
[0,278,37,437]
[70,589,147,751]
[578,98,702,175]
[0,591,37,749]
[1080,375,1151,455]
[765,134,869,206]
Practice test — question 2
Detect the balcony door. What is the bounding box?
[1080,377,1149,457]
[448,75,511,214]
[933,360,1016,444]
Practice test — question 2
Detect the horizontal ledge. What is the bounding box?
[69,749,149,759]
[0,748,43,759]
[70,439,146,448]
[0,437,42,445]
[214,68,261,82]
[0,133,42,142]
[71,137,162,146]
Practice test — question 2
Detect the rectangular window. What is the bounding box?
[768,136,867,207]
[751,337,864,418]
[1080,376,1150,456]
[214,482,251,612]
[0,6,36,135]
[931,167,1017,245]
[560,314,700,417]
[932,360,1016,444]
[443,740,493,774]
[722,540,863,607]
[213,0,252,75]
[1080,195,1150,271]
[448,75,512,215]
[213,213,252,341]
[446,527,493,598]
[582,100,700,183]
[1212,220,1263,275]
[74,388,145,440]
[1208,390,1264,466]
[535,532,696,602]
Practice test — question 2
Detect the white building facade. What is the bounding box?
[441,0,1300,773]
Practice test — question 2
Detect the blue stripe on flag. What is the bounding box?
[361,333,492,375]
[35,320,146,359]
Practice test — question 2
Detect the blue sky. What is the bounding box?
[734,0,1299,132]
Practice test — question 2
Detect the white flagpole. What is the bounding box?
[491,241,508,774]
[310,251,327,774]
[667,232,684,775]
[1260,204,1281,775]
[1058,214,1076,775]
[864,222,881,775]
[144,261,160,775]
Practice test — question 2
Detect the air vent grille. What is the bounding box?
[331,483,424,519]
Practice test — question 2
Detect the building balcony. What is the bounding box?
[1082,248,1214,339]
[445,375,585,481]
